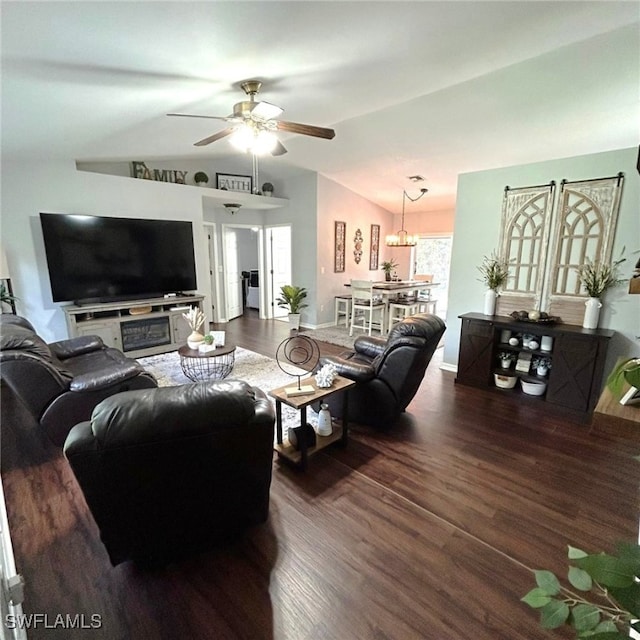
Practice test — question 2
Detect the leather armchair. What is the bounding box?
[64,380,276,566]
[319,313,446,428]
[0,314,157,445]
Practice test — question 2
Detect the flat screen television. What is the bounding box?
[40,212,198,303]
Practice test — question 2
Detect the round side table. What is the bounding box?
[178,344,237,381]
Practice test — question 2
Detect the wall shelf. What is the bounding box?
[199,187,288,210]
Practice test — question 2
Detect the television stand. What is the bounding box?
[63,295,205,358]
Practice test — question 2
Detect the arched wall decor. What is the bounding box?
[496,182,555,316]
[496,173,624,324]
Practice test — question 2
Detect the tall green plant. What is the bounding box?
[0,283,17,307]
[523,542,640,638]
[276,285,308,314]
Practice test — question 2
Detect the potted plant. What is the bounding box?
[0,283,17,313]
[261,182,274,197]
[497,351,515,369]
[605,357,640,405]
[477,251,510,316]
[532,356,552,377]
[194,171,209,187]
[522,541,640,638]
[276,285,308,331]
[576,254,626,329]
[381,259,398,282]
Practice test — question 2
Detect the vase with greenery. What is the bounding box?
[477,251,510,316]
[381,259,398,282]
[576,255,627,329]
[276,285,308,330]
[182,306,206,348]
[522,541,640,639]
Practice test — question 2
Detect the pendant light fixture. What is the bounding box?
[385,188,428,247]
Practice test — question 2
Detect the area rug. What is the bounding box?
[299,325,364,349]
[137,347,315,430]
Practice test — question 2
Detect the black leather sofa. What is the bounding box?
[0,314,157,445]
[64,380,276,566]
[319,313,446,428]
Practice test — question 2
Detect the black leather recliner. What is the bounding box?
[0,314,157,445]
[319,313,446,428]
[64,380,276,566]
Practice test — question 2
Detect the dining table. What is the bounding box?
[344,280,439,332]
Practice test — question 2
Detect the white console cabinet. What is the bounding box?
[63,295,205,358]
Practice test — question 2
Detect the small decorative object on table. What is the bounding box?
[315,363,338,388]
[183,306,206,349]
[261,182,274,196]
[276,335,319,397]
[316,403,333,436]
[510,310,560,324]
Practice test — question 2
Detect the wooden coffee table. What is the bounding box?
[268,375,356,470]
[178,343,236,381]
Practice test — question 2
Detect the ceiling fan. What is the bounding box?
[167,80,336,156]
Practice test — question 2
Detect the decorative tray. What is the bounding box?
[510,312,561,325]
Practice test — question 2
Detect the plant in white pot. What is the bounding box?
[477,251,510,316]
[261,182,274,197]
[576,254,626,329]
[276,285,308,331]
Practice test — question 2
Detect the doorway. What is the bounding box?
[265,225,292,320]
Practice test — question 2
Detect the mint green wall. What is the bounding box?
[443,147,640,379]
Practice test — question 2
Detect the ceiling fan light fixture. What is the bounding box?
[229,124,278,155]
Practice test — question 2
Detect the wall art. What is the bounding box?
[354,228,363,264]
[334,221,346,273]
[216,173,252,193]
[369,224,380,270]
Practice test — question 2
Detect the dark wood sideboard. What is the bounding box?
[456,312,615,419]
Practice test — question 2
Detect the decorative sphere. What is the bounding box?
[528,310,541,321]
[508,337,519,346]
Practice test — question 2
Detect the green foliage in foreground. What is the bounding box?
[522,542,640,639]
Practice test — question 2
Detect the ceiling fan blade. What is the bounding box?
[251,101,284,121]
[167,113,230,121]
[271,140,287,156]
[194,127,236,147]
[276,120,335,140]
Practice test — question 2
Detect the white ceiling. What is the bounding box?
[2,1,639,213]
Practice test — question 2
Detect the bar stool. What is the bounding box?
[414,274,437,315]
[350,280,386,336]
[388,299,420,332]
[334,295,352,327]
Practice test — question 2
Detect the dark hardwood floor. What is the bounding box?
[2,311,639,639]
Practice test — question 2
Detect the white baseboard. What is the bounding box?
[439,362,458,373]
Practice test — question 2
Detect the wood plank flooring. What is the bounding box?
[2,311,639,639]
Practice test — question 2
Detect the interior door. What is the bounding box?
[266,225,292,319]
[223,227,243,320]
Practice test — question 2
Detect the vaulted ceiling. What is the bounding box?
[2,1,638,213]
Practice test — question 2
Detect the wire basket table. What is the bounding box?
[178,344,236,381]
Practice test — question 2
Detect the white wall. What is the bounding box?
[443,147,640,378]
[1,160,211,342]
